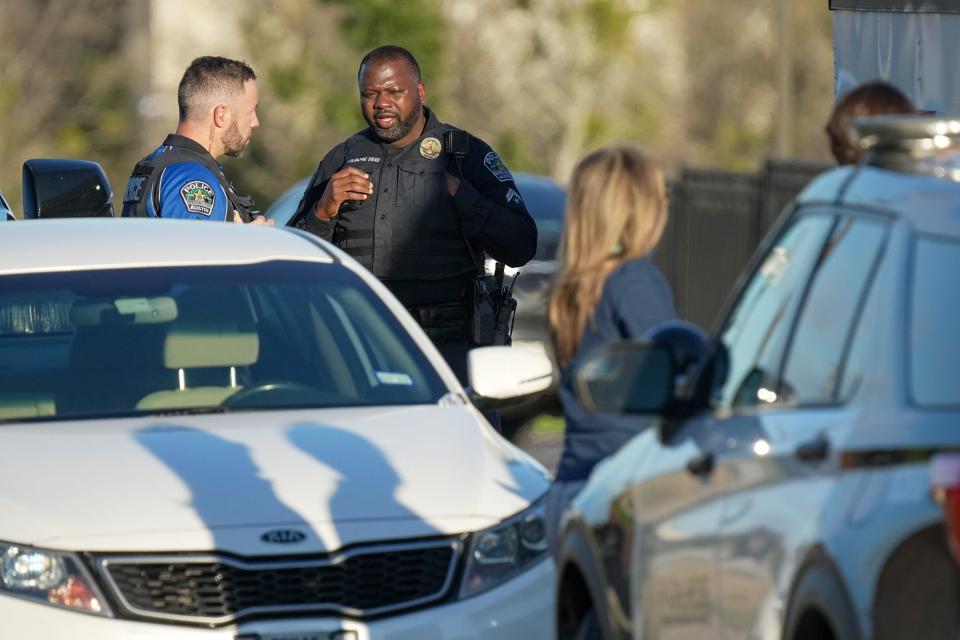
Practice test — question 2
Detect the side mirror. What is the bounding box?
[22,159,114,219]
[575,341,675,415]
[467,346,553,410]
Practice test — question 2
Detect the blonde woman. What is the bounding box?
[545,145,676,547]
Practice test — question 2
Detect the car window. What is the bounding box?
[910,235,960,407]
[780,218,887,405]
[0,261,447,423]
[713,213,835,410]
[837,237,886,402]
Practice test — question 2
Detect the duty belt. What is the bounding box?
[406,302,467,344]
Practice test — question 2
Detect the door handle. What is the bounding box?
[686,451,716,477]
[795,434,830,463]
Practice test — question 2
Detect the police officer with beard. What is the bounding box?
[290,45,537,385]
[122,56,271,225]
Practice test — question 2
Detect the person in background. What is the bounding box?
[544,144,676,549]
[121,56,271,224]
[825,80,915,165]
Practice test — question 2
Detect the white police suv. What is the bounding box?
[556,116,960,640]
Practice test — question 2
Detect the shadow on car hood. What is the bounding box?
[0,405,549,553]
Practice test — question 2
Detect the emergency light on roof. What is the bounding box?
[853,115,960,181]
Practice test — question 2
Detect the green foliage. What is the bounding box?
[0,0,834,214]
[0,0,138,212]
[496,129,548,175]
[583,112,611,146]
[711,116,769,172]
[322,90,366,133]
[582,0,633,50]
[318,0,448,86]
[268,63,310,101]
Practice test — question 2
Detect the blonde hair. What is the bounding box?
[548,145,668,367]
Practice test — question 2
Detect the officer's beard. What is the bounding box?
[371,101,423,143]
[223,120,247,158]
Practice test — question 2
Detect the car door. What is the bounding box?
[628,211,839,640]
[709,212,890,639]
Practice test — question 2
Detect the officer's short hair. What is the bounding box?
[358,45,421,84]
[178,56,256,123]
[825,80,915,165]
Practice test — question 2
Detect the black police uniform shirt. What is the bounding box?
[290,108,537,310]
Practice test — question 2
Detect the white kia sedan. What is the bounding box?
[0,219,554,639]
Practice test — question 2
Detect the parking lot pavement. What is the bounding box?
[515,426,563,476]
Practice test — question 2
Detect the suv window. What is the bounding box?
[911,235,960,407]
[780,218,887,405]
[713,213,834,410]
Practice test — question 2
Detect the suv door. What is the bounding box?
[709,212,890,638]
[628,211,839,639]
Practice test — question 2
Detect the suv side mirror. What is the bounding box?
[575,341,675,415]
[22,159,114,219]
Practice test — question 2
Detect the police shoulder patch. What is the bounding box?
[483,152,513,182]
[180,180,216,216]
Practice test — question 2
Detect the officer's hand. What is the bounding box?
[316,167,373,220]
[232,211,275,225]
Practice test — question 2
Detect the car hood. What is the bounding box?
[0,405,549,553]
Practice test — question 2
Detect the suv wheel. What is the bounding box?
[574,607,602,640]
[784,566,859,640]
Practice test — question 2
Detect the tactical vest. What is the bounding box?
[332,126,477,280]
[121,135,255,222]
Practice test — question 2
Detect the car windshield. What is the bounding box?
[0,261,448,423]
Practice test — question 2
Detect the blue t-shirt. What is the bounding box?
[554,258,676,482]
[143,149,230,221]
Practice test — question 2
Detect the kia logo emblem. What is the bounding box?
[260,529,307,544]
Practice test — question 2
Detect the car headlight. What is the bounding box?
[459,499,549,599]
[0,542,110,616]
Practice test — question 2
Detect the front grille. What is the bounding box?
[97,540,460,626]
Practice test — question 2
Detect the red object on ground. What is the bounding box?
[930,453,960,564]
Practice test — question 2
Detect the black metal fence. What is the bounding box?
[654,158,831,331]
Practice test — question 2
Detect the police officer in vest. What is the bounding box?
[122,56,272,225]
[290,45,537,385]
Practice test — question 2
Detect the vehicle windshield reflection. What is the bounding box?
[0,261,446,423]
